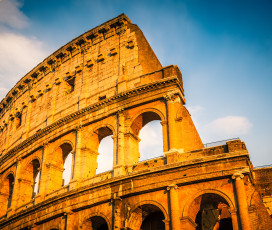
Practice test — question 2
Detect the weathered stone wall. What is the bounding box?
[0,14,271,230]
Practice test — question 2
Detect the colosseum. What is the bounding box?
[0,14,272,230]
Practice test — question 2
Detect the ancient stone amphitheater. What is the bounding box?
[0,14,271,230]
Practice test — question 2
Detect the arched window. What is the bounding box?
[139,120,163,161]
[60,143,73,186]
[130,111,164,163]
[189,193,233,230]
[16,159,40,207]
[7,174,14,209]
[0,173,14,216]
[48,143,73,192]
[62,151,73,186]
[32,159,40,197]
[128,204,166,230]
[83,216,109,230]
[96,127,113,174]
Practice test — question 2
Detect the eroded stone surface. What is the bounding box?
[0,14,271,230]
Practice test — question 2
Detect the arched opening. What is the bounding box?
[141,211,165,230]
[139,120,163,161]
[95,127,113,174]
[0,173,14,216]
[60,143,73,186]
[83,216,109,230]
[47,143,73,193]
[129,204,166,230]
[16,159,41,207]
[32,159,40,197]
[190,193,233,230]
[131,112,163,162]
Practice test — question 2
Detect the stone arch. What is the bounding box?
[127,200,169,230]
[83,124,116,150]
[0,170,15,184]
[93,124,116,138]
[82,212,111,230]
[182,189,235,217]
[0,172,15,216]
[129,108,166,136]
[79,124,116,176]
[127,108,166,163]
[182,190,235,230]
[53,140,75,153]
[17,157,41,205]
[93,125,115,174]
[45,141,74,193]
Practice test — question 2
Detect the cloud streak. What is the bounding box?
[0,0,28,29]
[0,0,48,101]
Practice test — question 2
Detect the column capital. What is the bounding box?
[167,184,178,190]
[75,123,83,131]
[117,108,124,114]
[16,157,22,163]
[163,93,175,102]
[43,141,49,148]
[232,172,244,180]
[232,169,250,180]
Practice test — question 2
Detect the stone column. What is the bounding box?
[232,172,251,230]
[163,219,170,230]
[70,125,83,189]
[38,142,49,199]
[117,111,125,167]
[230,209,239,230]
[114,111,128,176]
[112,197,122,229]
[124,132,140,165]
[164,95,178,150]
[66,211,75,229]
[9,158,22,213]
[167,184,181,230]
[160,121,168,152]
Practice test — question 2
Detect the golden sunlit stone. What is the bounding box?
[0,14,271,230]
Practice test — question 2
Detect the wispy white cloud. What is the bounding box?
[202,115,253,142]
[0,0,29,29]
[0,0,49,101]
[0,32,48,88]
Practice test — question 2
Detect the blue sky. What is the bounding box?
[0,0,271,167]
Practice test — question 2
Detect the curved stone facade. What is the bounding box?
[0,14,271,230]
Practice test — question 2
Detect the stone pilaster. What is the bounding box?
[112,197,122,229]
[70,125,83,189]
[230,209,239,230]
[167,184,181,230]
[38,142,49,199]
[164,94,178,150]
[232,172,251,230]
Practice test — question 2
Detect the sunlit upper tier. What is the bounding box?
[0,14,184,159]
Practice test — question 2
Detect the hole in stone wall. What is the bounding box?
[65,77,75,94]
